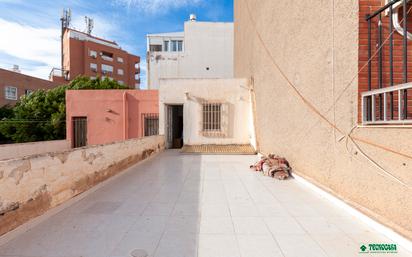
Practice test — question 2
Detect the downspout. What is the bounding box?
[123,91,129,140]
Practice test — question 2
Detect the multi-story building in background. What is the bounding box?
[146,15,233,89]
[0,66,59,107]
[51,28,141,89]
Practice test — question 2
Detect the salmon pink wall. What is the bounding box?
[66,90,158,147]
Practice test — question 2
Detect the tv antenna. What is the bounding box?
[85,16,94,35]
[61,8,71,29]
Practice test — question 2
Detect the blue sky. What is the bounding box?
[0,0,233,88]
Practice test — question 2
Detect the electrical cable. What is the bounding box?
[242,0,412,187]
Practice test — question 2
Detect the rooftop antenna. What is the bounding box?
[61,8,71,29]
[60,8,71,72]
[85,16,94,35]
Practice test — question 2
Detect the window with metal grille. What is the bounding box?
[72,117,87,148]
[202,103,222,132]
[142,113,159,136]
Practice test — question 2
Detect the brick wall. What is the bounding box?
[63,29,140,89]
[359,0,412,121]
[0,69,60,107]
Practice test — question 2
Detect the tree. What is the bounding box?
[0,105,14,143]
[0,76,127,143]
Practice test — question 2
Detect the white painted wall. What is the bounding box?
[159,78,253,146]
[147,21,234,89]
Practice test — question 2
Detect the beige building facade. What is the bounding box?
[158,78,255,149]
[234,0,412,240]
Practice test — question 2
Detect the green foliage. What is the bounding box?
[0,105,14,143]
[0,76,127,143]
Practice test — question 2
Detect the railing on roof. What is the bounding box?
[49,68,68,80]
[363,0,412,124]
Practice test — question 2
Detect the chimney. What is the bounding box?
[189,14,197,22]
[12,65,21,73]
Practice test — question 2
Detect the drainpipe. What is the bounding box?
[123,91,129,140]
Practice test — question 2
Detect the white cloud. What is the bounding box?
[0,18,60,79]
[115,0,203,13]
[0,14,124,80]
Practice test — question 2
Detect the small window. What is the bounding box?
[117,57,124,63]
[177,40,183,52]
[118,80,124,85]
[171,41,177,52]
[164,41,169,52]
[101,64,113,74]
[202,103,222,131]
[89,50,97,58]
[90,63,97,72]
[72,117,87,148]
[117,69,124,75]
[143,113,159,136]
[149,45,162,52]
[25,89,33,95]
[5,86,17,100]
[171,40,183,52]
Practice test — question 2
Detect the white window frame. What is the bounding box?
[118,80,124,85]
[117,68,124,75]
[164,40,169,52]
[90,63,97,72]
[25,89,33,96]
[89,50,97,58]
[117,57,124,63]
[5,86,17,100]
[101,64,114,74]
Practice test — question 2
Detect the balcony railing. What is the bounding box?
[101,55,113,62]
[48,68,69,80]
[362,82,412,124]
[363,0,411,124]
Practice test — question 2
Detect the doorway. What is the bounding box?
[166,105,184,149]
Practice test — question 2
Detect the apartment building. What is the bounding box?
[51,28,141,89]
[0,67,59,107]
[235,0,412,240]
[146,15,233,89]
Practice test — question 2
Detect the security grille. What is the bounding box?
[202,103,222,131]
[142,113,159,136]
[72,117,87,148]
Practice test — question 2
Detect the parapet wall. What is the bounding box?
[0,140,70,161]
[0,135,165,236]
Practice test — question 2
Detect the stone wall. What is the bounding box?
[234,0,412,239]
[0,135,164,236]
[0,140,70,161]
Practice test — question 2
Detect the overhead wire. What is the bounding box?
[242,0,412,187]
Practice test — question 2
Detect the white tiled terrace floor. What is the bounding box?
[0,150,411,257]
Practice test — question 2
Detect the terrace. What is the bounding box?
[0,150,410,257]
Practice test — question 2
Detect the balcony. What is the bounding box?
[48,68,69,81]
[0,150,411,256]
[101,55,113,62]
[100,51,114,62]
